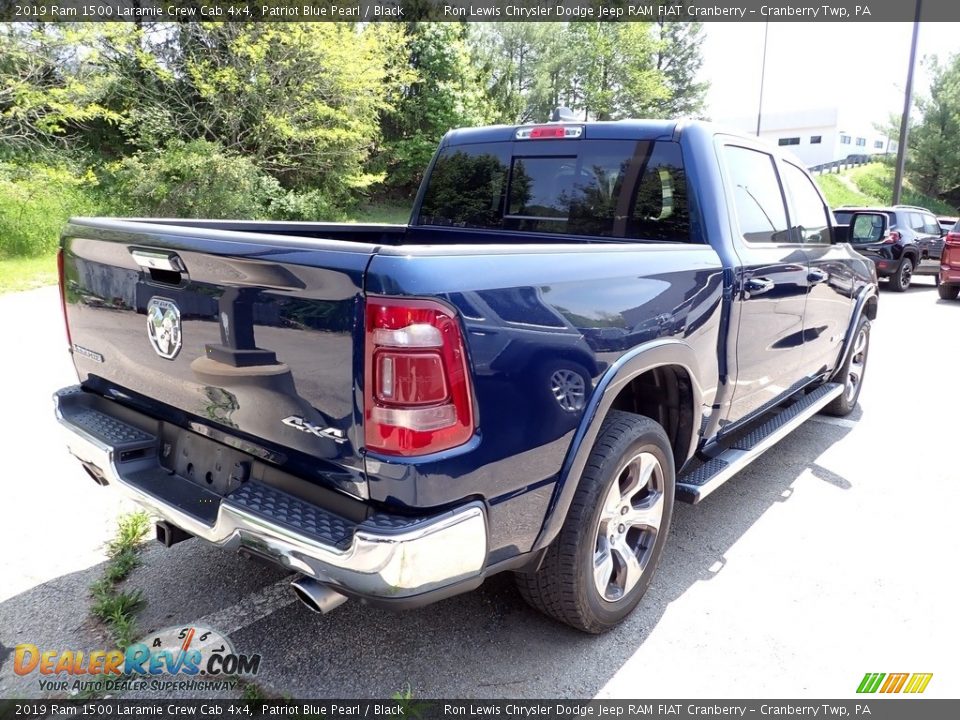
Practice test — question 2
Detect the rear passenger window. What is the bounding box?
[723,145,791,244]
[909,213,926,232]
[923,214,940,235]
[418,145,510,230]
[781,163,830,244]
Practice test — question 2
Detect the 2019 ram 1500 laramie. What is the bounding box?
[54,119,879,633]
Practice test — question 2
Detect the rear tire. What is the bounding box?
[938,283,960,300]
[822,316,870,417]
[889,257,913,291]
[515,411,674,633]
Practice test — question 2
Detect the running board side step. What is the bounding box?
[677,382,844,504]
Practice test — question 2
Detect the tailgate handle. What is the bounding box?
[131,250,187,273]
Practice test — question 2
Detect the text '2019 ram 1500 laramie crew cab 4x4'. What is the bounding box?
[54,119,880,633]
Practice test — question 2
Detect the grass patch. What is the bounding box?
[0,253,58,294]
[240,681,268,702]
[816,162,958,215]
[89,511,150,648]
[0,161,102,257]
[391,684,427,719]
[0,203,411,296]
[108,512,152,556]
[815,173,878,208]
[849,164,957,215]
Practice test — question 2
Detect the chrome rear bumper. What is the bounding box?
[54,386,487,599]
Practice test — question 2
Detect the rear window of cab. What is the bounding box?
[416,139,694,243]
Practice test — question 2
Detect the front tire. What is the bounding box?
[822,316,870,417]
[938,283,960,300]
[515,411,675,633]
[889,257,913,291]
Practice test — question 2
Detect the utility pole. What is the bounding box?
[756,22,769,137]
[893,0,922,205]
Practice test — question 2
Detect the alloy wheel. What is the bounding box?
[593,451,665,602]
[900,261,913,288]
[845,327,868,403]
[550,368,586,412]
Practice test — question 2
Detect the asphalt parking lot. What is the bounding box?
[1,279,957,700]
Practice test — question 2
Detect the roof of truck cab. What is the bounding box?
[443,119,684,146]
[440,119,771,148]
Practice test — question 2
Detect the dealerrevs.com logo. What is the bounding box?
[856,672,933,694]
[13,626,261,694]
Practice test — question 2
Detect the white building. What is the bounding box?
[716,107,897,168]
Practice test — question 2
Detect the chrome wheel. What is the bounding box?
[593,451,664,602]
[845,326,868,403]
[550,368,586,412]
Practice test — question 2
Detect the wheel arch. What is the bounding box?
[531,339,704,553]
[835,284,877,373]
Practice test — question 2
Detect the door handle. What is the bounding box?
[744,277,775,299]
[131,249,187,273]
[807,269,829,284]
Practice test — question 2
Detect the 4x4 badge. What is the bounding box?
[282,416,347,444]
[147,297,182,360]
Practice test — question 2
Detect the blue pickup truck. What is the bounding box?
[54,119,879,633]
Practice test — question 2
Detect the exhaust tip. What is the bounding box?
[291,577,348,615]
[81,463,108,486]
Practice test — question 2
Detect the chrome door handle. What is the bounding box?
[131,249,187,273]
[744,277,775,299]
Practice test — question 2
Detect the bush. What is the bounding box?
[0,160,102,257]
[267,188,348,221]
[106,140,282,219]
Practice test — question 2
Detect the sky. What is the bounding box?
[701,22,959,129]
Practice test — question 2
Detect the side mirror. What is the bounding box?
[848,211,889,244]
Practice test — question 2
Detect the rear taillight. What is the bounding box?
[57,249,72,349]
[946,231,960,246]
[364,297,474,456]
[881,230,901,245]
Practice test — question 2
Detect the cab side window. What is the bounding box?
[923,214,940,235]
[723,145,791,245]
[781,163,830,244]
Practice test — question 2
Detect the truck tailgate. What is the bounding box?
[60,218,378,499]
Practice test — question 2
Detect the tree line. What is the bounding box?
[903,54,960,207]
[0,20,707,220]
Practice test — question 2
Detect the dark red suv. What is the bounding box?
[939,220,960,299]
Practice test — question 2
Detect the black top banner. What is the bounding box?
[1,700,959,720]
[0,0,953,23]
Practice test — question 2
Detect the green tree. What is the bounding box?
[168,23,402,198]
[471,23,559,123]
[567,23,667,121]
[652,6,708,118]
[523,25,582,122]
[379,23,490,194]
[0,24,126,152]
[908,55,960,196]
